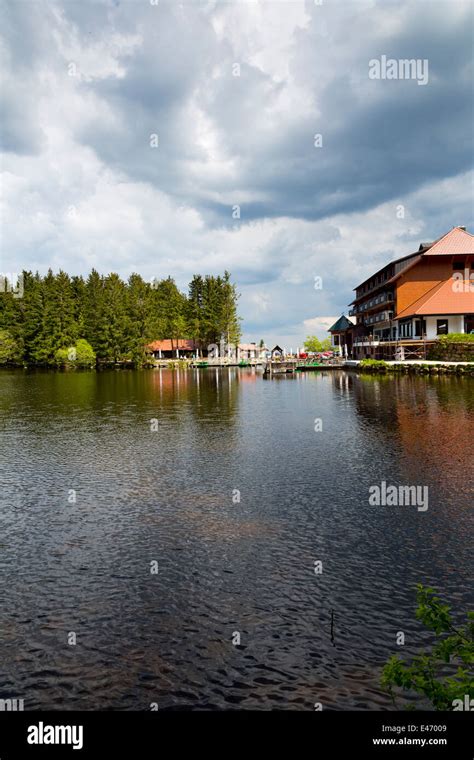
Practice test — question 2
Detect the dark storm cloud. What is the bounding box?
[46,0,473,228]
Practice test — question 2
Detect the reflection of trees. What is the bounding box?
[143,367,241,427]
[0,366,242,434]
[183,367,241,426]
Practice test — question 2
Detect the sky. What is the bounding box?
[1,0,473,348]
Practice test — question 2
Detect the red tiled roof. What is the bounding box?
[147,339,196,351]
[351,227,473,297]
[423,227,474,255]
[396,276,474,319]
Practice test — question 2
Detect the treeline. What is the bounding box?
[0,270,241,366]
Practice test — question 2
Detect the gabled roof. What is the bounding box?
[328,314,354,332]
[396,277,474,320]
[423,226,474,255]
[352,227,473,297]
[147,339,196,351]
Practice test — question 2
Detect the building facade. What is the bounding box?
[328,315,355,355]
[331,227,474,359]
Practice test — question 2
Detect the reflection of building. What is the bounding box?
[329,227,474,359]
[348,373,473,503]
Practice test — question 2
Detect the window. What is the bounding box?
[437,319,449,335]
[414,319,426,337]
[399,320,412,338]
[453,261,464,270]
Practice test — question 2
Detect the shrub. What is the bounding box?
[0,329,23,364]
[55,339,96,367]
[359,359,388,371]
[381,584,474,710]
[436,333,474,344]
[428,333,474,361]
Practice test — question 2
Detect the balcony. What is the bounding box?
[364,310,393,326]
[349,292,394,316]
[353,337,380,346]
[355,272,395,300]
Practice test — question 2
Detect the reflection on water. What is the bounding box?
[0,369,472,710]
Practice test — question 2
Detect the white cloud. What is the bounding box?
[0,0,472,346]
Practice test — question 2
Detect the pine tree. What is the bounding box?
[96,273,128,362]
[187,275,204,352]
[20,272,44,363]
[151,277,186,353]
[33,270,78,364]
[219,270,241,346]
[83,269,105,354]
[126,273,154,363]
[0,269,241,366]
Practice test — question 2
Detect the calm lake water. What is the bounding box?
[0,368,472,710]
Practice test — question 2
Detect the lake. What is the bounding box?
[0,368,472,710]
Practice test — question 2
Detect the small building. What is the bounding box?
[271,344,284,357]
[147,339,198,359]
[328,315,355,356]
[237,342,267,360]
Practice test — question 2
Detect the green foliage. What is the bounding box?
[359,359,388,371]
[381,584,474,710]
[436,333,474,343]
[32,270,79,364]
[187,271,241,349]
[0,329,23,364]
[152,276,187,347]
[55,339,96,367]
[428,333,474,361]
[303,336,331,353]
[0,269,241,367]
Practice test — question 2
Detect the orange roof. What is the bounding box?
[423,227,474,255]
[147,339,196,351]
[396,276,474,319]
[351,227,473,298]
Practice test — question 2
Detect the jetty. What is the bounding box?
[263,358,344,375]
[189,357,265,368]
